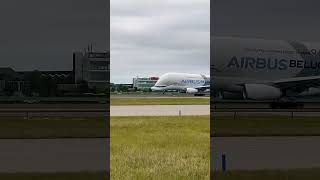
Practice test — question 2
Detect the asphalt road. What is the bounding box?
[111,105,210,116]
[211,136,320,170]
[211,102,320,117]
[0,104,107,109]
[0,138,109,172]
[111,93,209,97]
[212,101,320,109]
[212,111,320,117]
[0,104,108,118]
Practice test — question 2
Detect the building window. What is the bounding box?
[90,61,108,70]
[89,72,109,81]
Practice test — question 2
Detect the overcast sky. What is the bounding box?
[111,0,210,83]
[212,0,320,41]
[0,0,108,71]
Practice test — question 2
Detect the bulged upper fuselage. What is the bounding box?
[151,72,210,93]
[212,36,320,100]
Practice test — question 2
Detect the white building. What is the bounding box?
[133,77,158,90]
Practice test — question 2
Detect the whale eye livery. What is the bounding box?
[151,72,210,96]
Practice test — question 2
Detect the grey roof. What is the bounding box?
[0,67,22,80]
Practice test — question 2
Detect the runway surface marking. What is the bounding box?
[111,105,209,116]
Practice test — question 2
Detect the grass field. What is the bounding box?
[110,115,210,180]
[111,97,209,105]
[212,116,320,136]
[0,117,107,138]
[0,172,107,180]
[3,115,319,138]
[213,169,320,180]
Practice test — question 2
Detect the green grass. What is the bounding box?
[110,115,210,180]
[111,97,209,105]
[212,116,320,136]
[0,117,107,138]
[212,169,320,180]
[0,172,107,180]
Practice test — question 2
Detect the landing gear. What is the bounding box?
[270,101,304,109]
[194,94,205,96]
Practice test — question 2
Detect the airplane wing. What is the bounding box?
[198,74,210,92]
[272,75,320,92]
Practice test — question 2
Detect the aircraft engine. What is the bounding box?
[221,92,244,100]
[186,88,198,93]
[243,84,282,100]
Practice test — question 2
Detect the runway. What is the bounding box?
[0,109,108,118]
[0,104,108,118]
[0,138,108,172]
[211,136,320,170]
[211,100,320,109]
[111,105,210,116]
[111,93,209,98]
[212,111,320,117]
[211,101,320,117]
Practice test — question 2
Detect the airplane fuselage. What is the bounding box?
[151,72,210,94]
[212,36,320,100]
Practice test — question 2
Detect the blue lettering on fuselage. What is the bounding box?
[227,56,289,70]
[181,79,205,84]
[227,56,320,70]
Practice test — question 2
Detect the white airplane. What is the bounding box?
[212,36,320,105]
[151,72,210,95]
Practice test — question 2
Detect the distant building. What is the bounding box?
[0,48,110,96]
[111,83,134,92]
[133,77,158,90]
[0,67,27,95]
[73,50,110,92]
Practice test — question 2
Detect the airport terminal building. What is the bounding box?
[0,49,110,96]
[73,50,110,91]
[133,77,158,90]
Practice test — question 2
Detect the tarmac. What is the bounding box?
[0,138,109,172]
[211,136,320,170]
[111,105,210,116]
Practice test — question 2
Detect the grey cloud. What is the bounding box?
[111,0,210,83]
[212,0,320,41]
[0,0,108,71]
